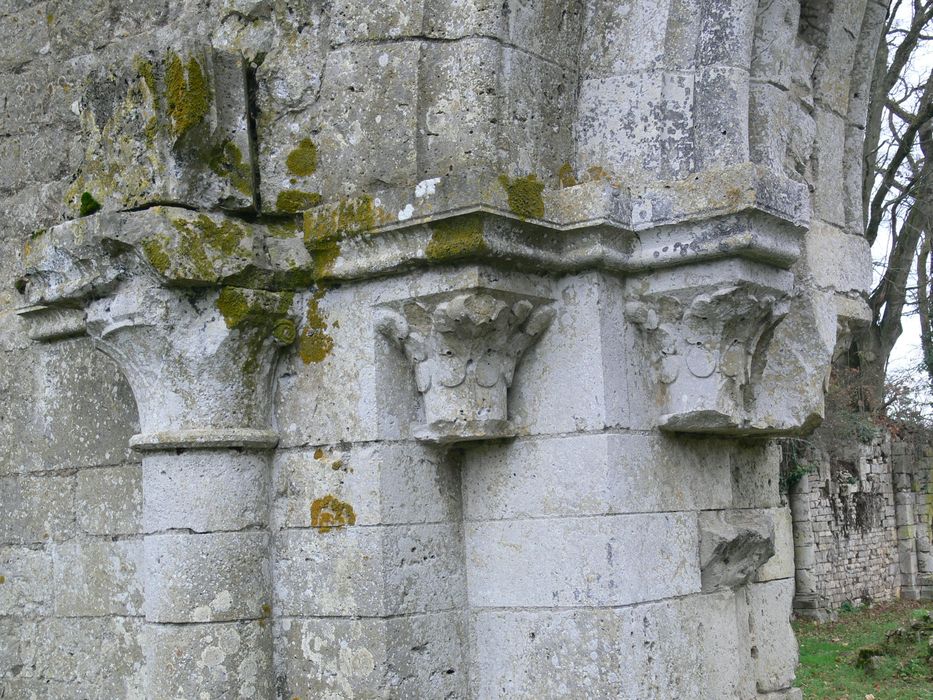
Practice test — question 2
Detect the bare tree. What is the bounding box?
[849,0,933,408]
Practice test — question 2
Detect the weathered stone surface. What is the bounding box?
[756,507,796,582]
[466,513,700,607]
[470,591,755,699]
[0,545,53,616]
[0,0,888,694]
[145,621,271,699]
[0,474,74,544]
[75,464,141,535]
[699,510,776,591]
[272,441,461,528]
[52,538,143,617]
[463,433,733,519]
[276,612,466,700]
[747,578,798,693]
[144,531,270,623]
[275,523,465,617]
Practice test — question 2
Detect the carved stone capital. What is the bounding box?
[377,288,554,443]
[627,262,792,434]
[17,208,297,446]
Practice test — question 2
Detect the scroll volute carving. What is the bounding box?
[377,288,554,444]
[627,282,790,434]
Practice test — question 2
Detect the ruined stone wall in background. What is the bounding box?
[789,434,933,621]
[0,0,888,697]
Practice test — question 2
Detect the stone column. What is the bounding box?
[17,208,297,698]
[788,472,827,620]
[892,443,921,600]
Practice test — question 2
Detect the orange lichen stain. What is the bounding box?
[310,495,356,533]
[313,448,324,460]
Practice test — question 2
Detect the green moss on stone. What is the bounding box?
[79,192,101,217]
[285,138,318,176]
[207,141,252,196]
[425,214,487,260]
[276,189,322,213]
[498,174,545,220]
[165,51,211,137]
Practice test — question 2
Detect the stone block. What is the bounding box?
[812,108,846,227]
[145,621,271,699]
[747,579,798,693]
[258,41,419,212]
[273,441,460,528]
[142,451,267,533]
[0,545,52,616]
[417,38,500,180]
[576,70,695,179]
[24,616,144,697]
[0,474,73,544]
[508,272,614,435]
[0,3,48,72]
[469,591,754,698]
[466,512,699,607]
[693,65,750,170]
[732,441,782,509]
[47,0,170,59]
[1,337,137,474]
[757,507,795,582]
[52,538,143,617]
[143,531,270,623]
[805,221,872,293]
[462,432,732,520]
[75,464,141,535]
[275,523,465,617]
[276,612,466,699]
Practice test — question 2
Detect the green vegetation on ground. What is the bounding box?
[794,600,933,699]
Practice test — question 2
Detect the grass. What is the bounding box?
[793,600,933,699]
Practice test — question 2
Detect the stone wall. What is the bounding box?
[0,0,888,697]
[789,434,933,621]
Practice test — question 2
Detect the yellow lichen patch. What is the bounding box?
[0,575,5,584]
[310,495,356,533]
[313,448,324,459]
[276,189,322,213]
[557,162,577,188]
[216,286,294,330]
[208,141,252,197]
[298,290,334,364]
[585,165,610,181]
[425,213,487,260]
[304,196,378,242]
[165,51,211,137]
[141,235,173,275]
[498,174,545,220]
[285,138,318,176]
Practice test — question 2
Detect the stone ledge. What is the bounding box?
[129,428,279,451]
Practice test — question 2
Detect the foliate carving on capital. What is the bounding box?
[377,288,554,444]
[626,282,789,434]
[16,209,298,444]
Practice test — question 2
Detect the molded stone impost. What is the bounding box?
[376,287,554,443]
